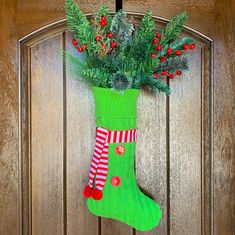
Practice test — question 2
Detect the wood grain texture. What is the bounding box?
[213,0,235,234]
[123,0,215,38]
[30,34,64,235]
[101,219,133,235]
[135,91,167,235]
[0,0,233,234]
[18,0,115,39]
[65,32,99,235]
[169,46,202,235]
[0,0,19,234]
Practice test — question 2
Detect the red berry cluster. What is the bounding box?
[153,69,183,80]
[100,15,107,27]
[72,39,87,53]
[151,31,196,60]
[151,32,162,58]
[95,31,117,52]
[152,42,196,79]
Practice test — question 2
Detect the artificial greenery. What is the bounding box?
[65,0,196,95]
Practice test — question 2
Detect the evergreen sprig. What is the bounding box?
[159,12,188,46]
[65,0,196,95]
[142,75,171,95]
[110,10,134,47]
[155,56,189,74]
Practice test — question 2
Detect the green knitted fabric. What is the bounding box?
[87,87,162,231]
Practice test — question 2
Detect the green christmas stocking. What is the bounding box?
[83,87,162,231]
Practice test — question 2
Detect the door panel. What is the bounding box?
[30,34,64,234]
[0,1,234,235]
[169,47,202,235]
[19,14,213,235]
[65,32,99,235]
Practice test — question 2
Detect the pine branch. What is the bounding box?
[95,4,111,33]
[155,56,189,74]
[65,0,90,32]
[82,67,111,87]
[157,37,195,58]
[65,0,95,58]
[109,71,132,91]
[130,11,156,75]
[168,37,194,50]
[110,10,134,46]
[159,12,188,46]
[141,76,171,95]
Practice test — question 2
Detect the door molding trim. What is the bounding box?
[19,13,213,44]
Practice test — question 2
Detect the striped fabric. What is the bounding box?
[87,127,137,191]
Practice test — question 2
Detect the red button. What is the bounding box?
[115,145,125,155]
[111,176,121,187]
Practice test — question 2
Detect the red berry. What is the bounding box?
[82,44,87,50]
[167,48,172,54]
[160,56,167,62]
[77,47,83,52]
[168,73,175,79]
[72,39,78,46]
[161,70,168,76]
[101,43,106,49]
[101,16,107,22]
[183,44,189,50]
[189,43,196,49]
[107,32,113,39]
[111,41,117,48]
[176,70,182,75]
[151,53,156,58]
[156,45,162,51]
[153,38,158,45]
[95,35,101,41]
[156,32,162,38]
[100,21,107,27]
[153,73,159,78]
[175,50,181,55]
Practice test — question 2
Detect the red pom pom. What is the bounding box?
[156,45,162,51]
[101,16,107,22]
[92,188,103,200]
[189,43,196,50]
[168,73,175,79]
[107,32,113,39]
[152,38,158,45]
[151,53,156,58]
[100,21,107,27]
[153,73,159,78]
[111,41,117,48]
[95,35,101,41]
[176,70,182,75]
[183,44,189,50]
[156,32,162,38]
[72,39,78,46]
[160,56,167,62]
[167,48,172,54]
[83,185,93,198]
[161,70,168,76]
[77,47,83,52]
[175,50,181,56]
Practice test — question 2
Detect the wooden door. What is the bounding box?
[0,0,234,235]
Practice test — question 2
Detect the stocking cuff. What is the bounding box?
[92,87,140,120]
